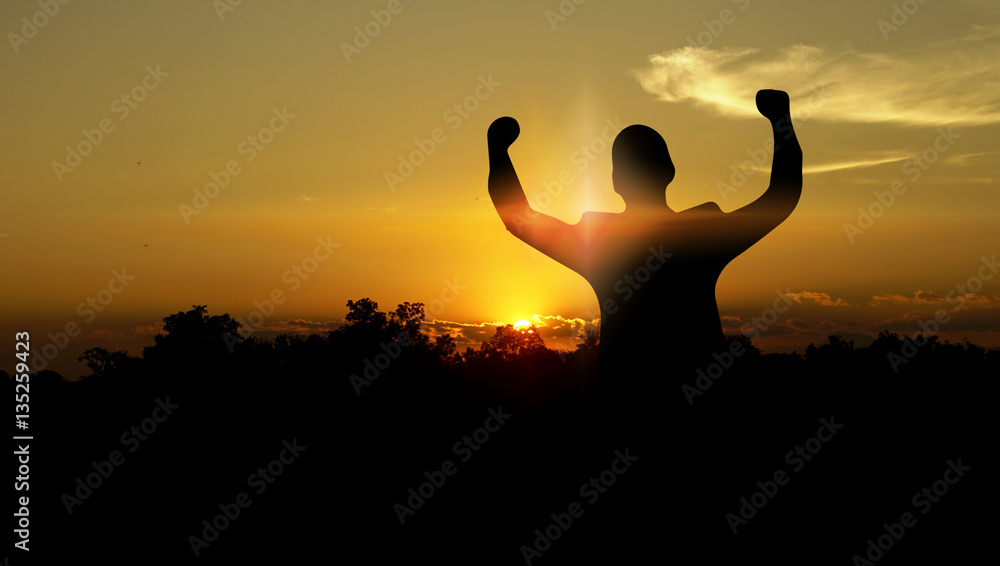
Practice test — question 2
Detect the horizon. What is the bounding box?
[17,298,1000,381]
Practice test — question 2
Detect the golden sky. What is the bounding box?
[3,0,999,377]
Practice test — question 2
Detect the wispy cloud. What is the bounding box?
[945,151,1000,166]
[870,291,950,306]
[803,154,911,175]
[424,314,593,348]
[252,319,343,334]
[869,291,992,307]
[869,305,1000,335]
[784,291,850,307]
[784,317,843,334]
[526,314,593,338]
[423,319,503,346]
[635,29,1000,126]
[83,329,123,341]
[130,323,163,336]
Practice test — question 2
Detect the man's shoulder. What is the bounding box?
[578,210,618,224]
[681,202,724,215]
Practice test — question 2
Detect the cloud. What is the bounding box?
[783,291,850,307]
[365,203,400,213]
[869,304,1000,335]
[83,329,124,341]
[525,314,593,338]
[868,291,991,307]
[945,150,1000,167]
[251,319,343,334]
[958,293,994,307]
[814,320,844,333]
[779,317,846,334]
[802,154,912,175]
[130,323,163,336]
[424,315,594,351]
[719,315,744,335]
[80,328,131,351]
[735,149,916,176]
[785,318,814,333]
[422,319,503,347]
[870,291,939,306]
[634,30,1000,126]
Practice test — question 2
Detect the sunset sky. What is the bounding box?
[3,0,998,377]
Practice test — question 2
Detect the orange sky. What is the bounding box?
[2,1,999,378]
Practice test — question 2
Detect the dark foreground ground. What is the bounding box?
[11,330,997,565]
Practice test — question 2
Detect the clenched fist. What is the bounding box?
[756,90,790,122]
[488,116,520,151]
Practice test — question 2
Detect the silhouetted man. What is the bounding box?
[487,90,801,395]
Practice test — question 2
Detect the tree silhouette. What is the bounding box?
[724,333,760,359]
[142,305,243,364]
[78,347,132,379]
[431,334,461,365]
[344,298,388,328]
[869,329,905,353]
[805,333,856,362]
[330,298,461,371]
[575,327,600,359]
[390,301,430,350]
[477,323,548,363]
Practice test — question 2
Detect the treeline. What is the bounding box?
[32,299,1000,388]
[10,300,997,564]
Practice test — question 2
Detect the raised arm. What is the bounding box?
[487,117,582,269]
[730,90,803,242]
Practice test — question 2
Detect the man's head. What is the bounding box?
[612,125,675,207]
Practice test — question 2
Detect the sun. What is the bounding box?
[512,319,532,331]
